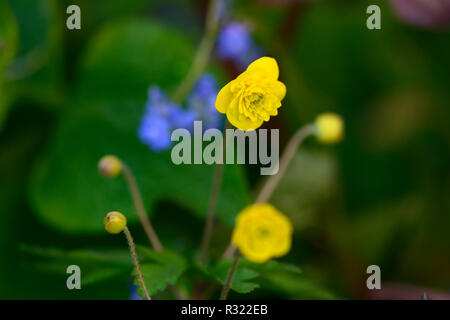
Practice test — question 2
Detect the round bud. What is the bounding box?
[104,211,127,234]
[315,113,344,144]
[98,155,122,178]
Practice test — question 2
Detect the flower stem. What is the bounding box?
[200,121,230,264]
[254,124,316,203]
[121,163,163,252]
[122,163,184,299]
[220,252,240,300]
[124,226,151,300]
[222,124,316,258]
[200,161,225,263]
[172,0,222,103]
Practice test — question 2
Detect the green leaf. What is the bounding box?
[29,19,250,233]
[0,0,17,71]
[0,0,17,128]
[19,244,132,286]
[5,0,63,106]
[270,150,338,231]
[239,259,302,275]
[239,258,334,300]
[75,19,195,101]
[260,271,338,300]
[213,259,260,294]
[134,246,187,296]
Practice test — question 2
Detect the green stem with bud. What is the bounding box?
[121,163,163,252]
[124,226,151,300]
[223,124,316,258]
[122,163,185,299]
[254,124,316,203]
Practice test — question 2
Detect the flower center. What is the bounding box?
[256,226,270,238]
[248,92,263,106]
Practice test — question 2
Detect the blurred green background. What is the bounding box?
[0,0,449,299]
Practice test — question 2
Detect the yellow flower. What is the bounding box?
[98,155,122,178]
[232,203,293,263]
[215,57,286,131]
[104,211,127,234]
[315,112,344,144]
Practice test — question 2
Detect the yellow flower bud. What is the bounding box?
[315,113,344,144]
[215,57,286,131]
[104,211,127,234]
[98,155,122,178]
[232,203,293,263]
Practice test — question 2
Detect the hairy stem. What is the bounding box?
[122,163,163,252]
[220,252,240,300]
[172,0,222,103]
[124,226,151,300]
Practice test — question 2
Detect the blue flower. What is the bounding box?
[129,283,143,300]
[138,113,172,152]
[187,73,224,129]
[138,86,196,152]
[169,107,197,131]
[217,22,252,60]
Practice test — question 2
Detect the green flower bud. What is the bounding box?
[104,211,127,234]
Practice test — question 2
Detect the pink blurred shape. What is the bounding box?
[367,283,450,300]
[390,0,450,29]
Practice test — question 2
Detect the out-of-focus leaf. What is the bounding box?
[239,259,302,275]
[29,20,250,233]
[75,19,195,101]
[288,0,431,123]
[270,149,338,230]
[19,244,187,293]
[350,194,425,263]
[260,271,338,299]
[0,0,17,71]
[362,89,433,151]
[75,0,152,30]
[212,259,303,295]
[19,245,132,286]
[0,0,17,129]
[134,246,187,296]
[5,0,63,106]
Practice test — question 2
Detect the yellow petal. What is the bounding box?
[215,81,234,113]
[246,57,279,80]
[266,80,286,101]
[227,104,263,131]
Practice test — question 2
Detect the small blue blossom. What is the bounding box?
[138,86,195,152]
[187,73,224,129]
[129,283,143,300]
[217,22,252,60]
[169,107,197,131]
[138,114,172,152]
